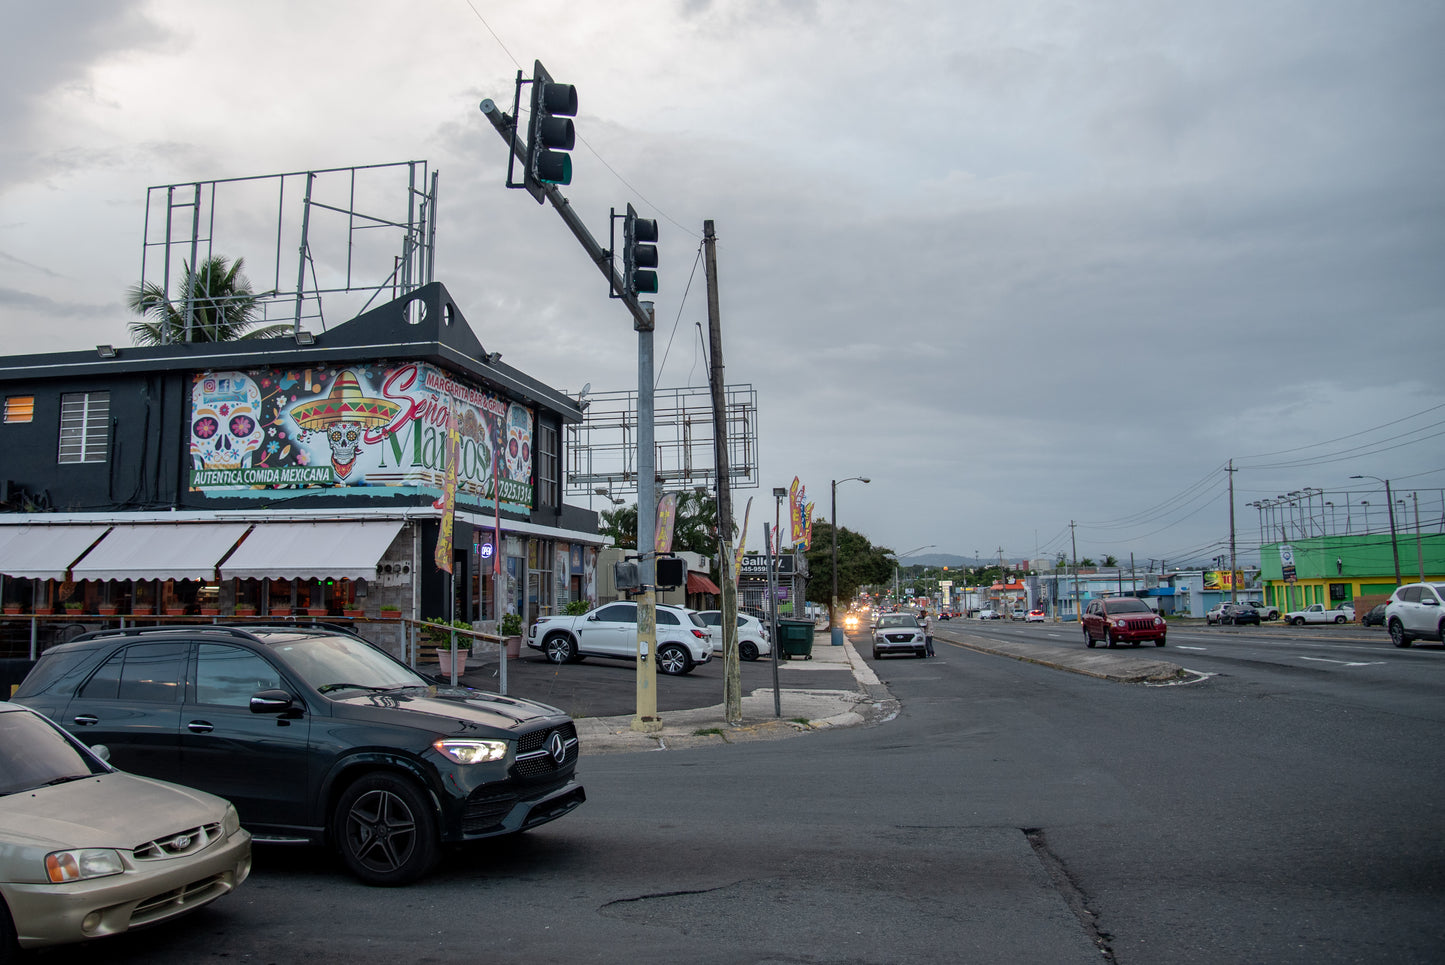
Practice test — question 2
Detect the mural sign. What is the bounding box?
[188,363,534,513]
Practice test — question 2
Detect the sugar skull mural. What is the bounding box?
[290,369,401,480]
[506,402,532,481]
[191,373,265,469]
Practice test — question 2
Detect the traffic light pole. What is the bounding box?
[479,99,654,332]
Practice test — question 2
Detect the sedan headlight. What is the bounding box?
[432,739,509,764]
[46,849,123,883]
[223,803,242,837]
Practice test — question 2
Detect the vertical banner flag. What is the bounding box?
[655,492,679,556]
[788,477,802,547]
[802,502,815,550]
[734,496,753,586]
[434,395,461,573]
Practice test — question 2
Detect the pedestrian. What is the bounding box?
[920,608,935,657]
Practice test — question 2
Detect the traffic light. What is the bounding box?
[623,203,659,295]
[523,60,577,203]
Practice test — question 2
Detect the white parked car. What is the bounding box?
[872,613,926,659]
[1284,603,1353,625]
[694,609,772,661]
[1385,582,1445,648]
[976,608,998,621]
[1205,602,1230,625]
[528,602,714,675]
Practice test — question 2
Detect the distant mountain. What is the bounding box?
[897,553,1029,569]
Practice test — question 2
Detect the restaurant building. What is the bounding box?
[0,283,605,641]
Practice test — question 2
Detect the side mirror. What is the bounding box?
[250,689,297,715]
[1424,597,1439,607]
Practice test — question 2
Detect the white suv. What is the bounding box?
[527,602,714,675]
[693,610,772,661]
[1385,582,1445,648]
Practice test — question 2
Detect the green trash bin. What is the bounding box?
[777,619,815,660]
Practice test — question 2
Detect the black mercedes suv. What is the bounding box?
[12,624,584,885]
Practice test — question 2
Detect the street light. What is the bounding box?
[830,476,871,631]
[894,544,936,604]
[1350,475,1401,585]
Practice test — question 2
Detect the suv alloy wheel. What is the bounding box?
[1388,620,1411,648]
[657,643,692,675]
[334,773,440,886]
[1083,626,1095,649]
[544,634,577,663]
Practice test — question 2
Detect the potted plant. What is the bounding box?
[2,603,21,615]
[165,604,187,616]
[378,604,402,620]
[343,606,366,619]
[200,605,221,616]
[269,605,292,616]
[64,601,85,613]
[306,605,329,617]
[501,612,524,659]
[234,603,257,617]
[423,618,471,675]
[97,603,120,616]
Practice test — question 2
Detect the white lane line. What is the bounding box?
[1175,646,1208,651]
[1299,656,1386,667]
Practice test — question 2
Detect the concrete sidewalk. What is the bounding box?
[574,629,898,754]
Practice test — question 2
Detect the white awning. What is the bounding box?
[218,520,407,581]
[0,525,113,580]
[69,523,254,582]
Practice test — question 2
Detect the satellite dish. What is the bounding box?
[579,382,591,399]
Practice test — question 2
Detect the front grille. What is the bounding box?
[1122,618,1157,632]
[514,722,579,778]
[129,873,230,925]
[462,791,520,832]
[133,822,223,860]
[884,633,916,642]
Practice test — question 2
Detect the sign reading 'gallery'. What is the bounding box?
[188,363,534,513]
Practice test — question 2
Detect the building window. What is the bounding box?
[58,391,110,464]
[537,421,559,508]
[3,396,34,423]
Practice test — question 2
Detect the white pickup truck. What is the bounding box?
[1284,603,1354,625]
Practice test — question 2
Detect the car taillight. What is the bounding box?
[692,629,707,639]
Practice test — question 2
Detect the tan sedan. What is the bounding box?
[0,701,251,957]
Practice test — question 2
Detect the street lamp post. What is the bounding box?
[829,476,870,632]
[1351,475,1402,585]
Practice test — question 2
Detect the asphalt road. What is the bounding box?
[27,623,1445,965]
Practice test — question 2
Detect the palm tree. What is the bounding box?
[126,255,291,345]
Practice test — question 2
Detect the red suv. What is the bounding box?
[1081,597,1167,648]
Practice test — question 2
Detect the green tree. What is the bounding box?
[599,503,638,550]
[126,255,291,345]
[803,521,895,623]
[596,492,723,560]
[1102,554,1119,567]
[1080,557,1096,567]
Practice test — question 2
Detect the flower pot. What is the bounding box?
[505,635,522,659]
[2,605,21,615]
[165,607,187,616]
[269,607,292,617]
[234,607,257,618]
[200,607,220,616]
[98,606,119,616]
[306,607,328,617]
[435,648,468,676]
[379,610,402,620]
[343,609,366,619]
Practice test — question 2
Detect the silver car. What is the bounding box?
[0,701,251,957]
[872,613,926,659]
[1385,582,1445,647]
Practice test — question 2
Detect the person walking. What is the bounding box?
[920,608,935,657]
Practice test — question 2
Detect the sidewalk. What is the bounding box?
[573,629,898,755]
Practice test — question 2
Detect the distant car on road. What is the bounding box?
[1361,602,1388,628]
[1243,600,1280,620]
[872,613,926,659]
[1081,597,1167,648]
[1220,603,1261,626]
[1026,609,1046,622]
[1285,603,1352,625]
[977,608,998,621]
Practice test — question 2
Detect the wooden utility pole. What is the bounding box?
[703,221,741,723]
[1227,460,1238,603]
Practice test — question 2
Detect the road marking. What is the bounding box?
[1299,656,1386,667]
[1175,646,1208,651]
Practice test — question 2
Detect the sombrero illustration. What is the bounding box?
[291,369,401,430]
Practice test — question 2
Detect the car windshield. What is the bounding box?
[878,615,918,628]
[0,708,106,795]
[268,634,429,692]
[1104,599,1152,614]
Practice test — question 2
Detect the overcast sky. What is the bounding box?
[3,0,1443,570]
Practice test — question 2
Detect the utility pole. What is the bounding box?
[1412,492,1425,582]
[1227,460,1238,603]
[703,220,741,723]
[1070,522,1080,622]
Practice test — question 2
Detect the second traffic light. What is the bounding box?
[623,203,659,296]
[524,60,577,203]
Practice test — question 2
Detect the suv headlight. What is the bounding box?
[46,849,123,883]
[432,739,508,764]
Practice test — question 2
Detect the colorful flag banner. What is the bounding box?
[733,496,753,586]
[433,396,461,573]
[655,492,679,555]
[789,477,803,547]
[802,502,815,550]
